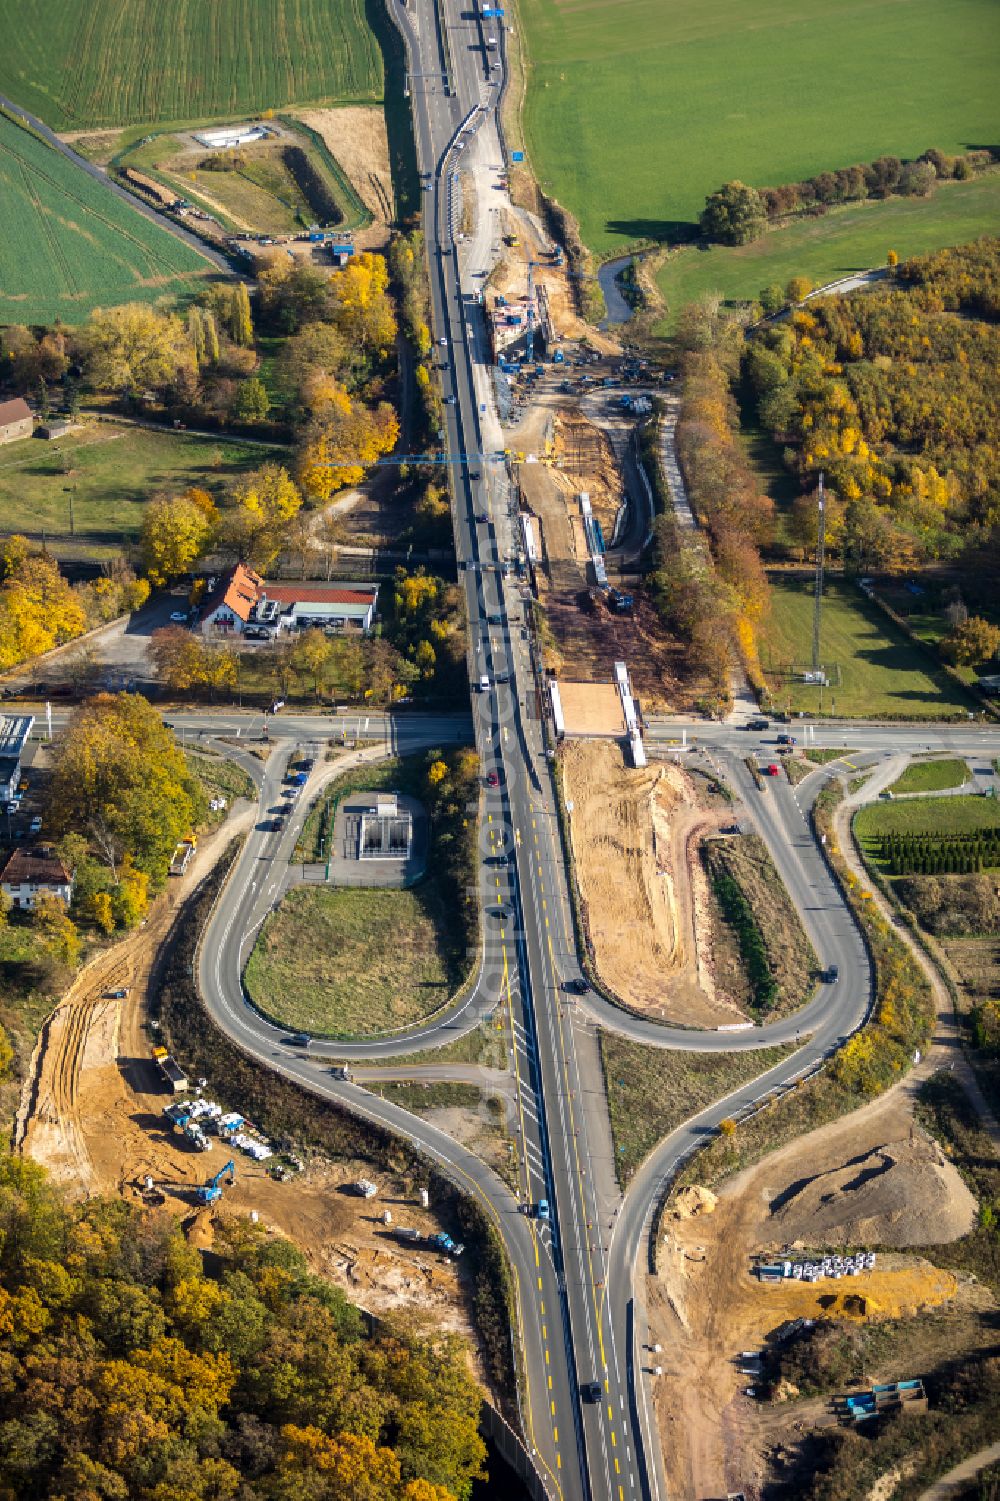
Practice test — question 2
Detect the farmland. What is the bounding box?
[0,115,216,325]
[653,174,1000,332]
[0,0,381,130]
[761,575,977,720]
[0,425,281,560]
[519,0,999,256]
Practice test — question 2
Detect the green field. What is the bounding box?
[761,575,977,719]
[245,884,458,1039]
[0,115,217,324]
[889,759,970,796]
[654,176,1000,330]
[520,0,1000,256]
[0,425,282,559]
[0,0,381,130]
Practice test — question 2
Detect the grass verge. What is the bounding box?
[362,1022,510,1073]
[804,748,859,765]
[366,1081,483,1112]
[599,1032,796,1188]
[248,748,478,1039]
[889,758,970,795]
[185,750,256,828]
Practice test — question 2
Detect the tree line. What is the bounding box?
[700,147,999,246]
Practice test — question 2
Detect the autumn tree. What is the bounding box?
[47,693,202,885]
[140,488,219,586]
[941,615,1000,668]
[80,303,194,394]
[0,547,87,671]
[327,252,397,356]
[699,181,767,245]
[219,463,302,570]
[151,626,237,697]
[291,628,333,697]
[297,397,399,502]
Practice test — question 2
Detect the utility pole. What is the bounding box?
[812,471,826,677]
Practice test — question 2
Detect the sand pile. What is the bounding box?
[671,1186,718,1220]
[769,1134,977,1248]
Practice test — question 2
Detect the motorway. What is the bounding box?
[40,2,992,1495]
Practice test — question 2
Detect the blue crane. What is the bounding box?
[196,1159,235,1205]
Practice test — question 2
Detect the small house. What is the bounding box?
[200,562,264,636]
[0,848,74,909]
[0,398,33,446]
[37,419,72,440]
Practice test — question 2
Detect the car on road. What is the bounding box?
[825,964,840,983]
[762,763,781,776]
[169,611,188,624]
[746,717,769,731]
[479,674,490,692]
[581,1381,602,1403]
[536,1199,550,1220]
[470,470,481,480]
[286,1033,311,1049]
[476,512,488,523]
[29,816,42,834]
[486,770,500,787]
[438,336,448,346]
[487,613,502,625]
[445,394,457,405]
[776,733,798,746]
[563,978,589,995]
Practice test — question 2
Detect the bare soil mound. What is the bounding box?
[563,741,742,1025]
[769,1134,978,1249]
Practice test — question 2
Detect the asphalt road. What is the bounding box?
[14,5,986,1494]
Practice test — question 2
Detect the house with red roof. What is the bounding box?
[199,566,378,636]
[1,848,74,909]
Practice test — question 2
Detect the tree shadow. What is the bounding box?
[604,218,699,247]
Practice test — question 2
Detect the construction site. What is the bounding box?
[561,741,756,1025]
[647,1064,995,1501]
[12,809,489,1378]
[481,202,696,711]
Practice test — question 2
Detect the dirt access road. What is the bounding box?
[562,740,745,1025]
[15,804,484,1365]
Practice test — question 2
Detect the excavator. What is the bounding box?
[196,1160,235,1205]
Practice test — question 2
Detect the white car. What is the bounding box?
[29,816,42,834]
[438,336,448,346]
[169,610,188,623]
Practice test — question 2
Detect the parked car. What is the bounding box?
[169,611,188,624]
[270,699,285,713]
[29,816,42,834]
